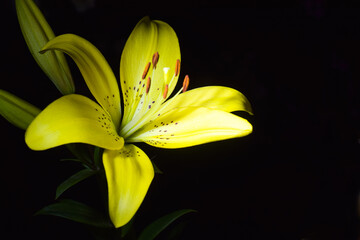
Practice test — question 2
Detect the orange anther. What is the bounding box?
[142,62,151,79]
[146,77,151,94]
[163,84,169,99]
[174,59,181,77]
[182,75,189,93]
[152,52,159,69]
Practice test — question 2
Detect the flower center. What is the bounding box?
[120,52,189,139]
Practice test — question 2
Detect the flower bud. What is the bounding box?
[15,0,74,95]
[0,89,41,130]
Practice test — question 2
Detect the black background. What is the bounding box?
[1,0,360,239]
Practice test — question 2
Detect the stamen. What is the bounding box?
[142,62,151,79]
[174,59,181,77]
[146,77,151,94]
[152,52,159,69]
[182,75,190,93]
[163,84,169,99]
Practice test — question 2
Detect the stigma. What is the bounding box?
[163,67,170,85]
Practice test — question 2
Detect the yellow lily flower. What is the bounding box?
[25,17,253,228]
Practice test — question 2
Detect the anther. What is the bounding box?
[146,77,151,94]
[174,59,181,77]
[182,75,190,93]
[163,84,169,99]
[142,62,151,79]
[152,52,159,69]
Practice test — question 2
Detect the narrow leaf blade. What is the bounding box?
[55,168,96,199]
[138,209,196,240]
[59,158,83,163]
[35,199,112,228]
[152,161,163,174]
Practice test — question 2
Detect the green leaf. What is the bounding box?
[55,168,96,199]
[0,89,41,130]
[152,161,163,174]
[66,144,96,169]
[150,155,163,174]
[35,199,112,228]
[138,209,196,240]
[59,158,83,163]
[164,220,189,240]
[120,216,135,238]
[93,146,103,169]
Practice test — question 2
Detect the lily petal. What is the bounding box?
[120,17,180,126]
[25,94,124,150]
[41,34,121,129]
[127,107,252,149]
[15,0,74,95]
[103,145,154,228]
[159,86,253,117]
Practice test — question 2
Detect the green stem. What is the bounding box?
[66,143,97,170]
